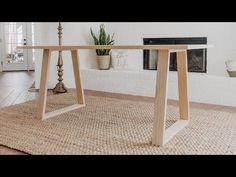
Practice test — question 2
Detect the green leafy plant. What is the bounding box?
[90,24,115,56]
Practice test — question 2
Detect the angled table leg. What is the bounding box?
[37,49,51,120]
[177,51,189,120]
[163,51,189,144]
[71,50,85,105]
[152,49,170,146]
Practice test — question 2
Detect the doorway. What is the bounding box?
[0,22,35,71]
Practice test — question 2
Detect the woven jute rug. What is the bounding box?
[0,93,235,155]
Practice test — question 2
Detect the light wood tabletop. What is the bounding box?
[17,44,211,51]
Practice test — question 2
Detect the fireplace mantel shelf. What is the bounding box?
[17,44,212,52]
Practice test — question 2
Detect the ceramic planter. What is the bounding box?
[97,55,111,70]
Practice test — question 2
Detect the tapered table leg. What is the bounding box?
[37,49,51,120]
[177,51,189,120]
[71,50,85,105]
[152,50,170,146]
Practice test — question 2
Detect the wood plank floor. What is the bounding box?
[0,71,36,155]
[0,71,236,155]
[0,71,37,107]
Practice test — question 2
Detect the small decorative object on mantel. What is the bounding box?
[111,50,129,70]
[90,24,115,70]
[225,60,236,77]
[53,22,68,93]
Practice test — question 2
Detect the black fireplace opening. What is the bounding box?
[143,37,207,73]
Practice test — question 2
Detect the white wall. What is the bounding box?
[33,22,236,106]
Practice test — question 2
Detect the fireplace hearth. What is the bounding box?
[143,37,207,73]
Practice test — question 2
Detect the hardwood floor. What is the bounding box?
[0,71,37,107]
[0,71,36,155]
[0,71,235,155]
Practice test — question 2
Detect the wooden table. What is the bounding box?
[18,45,209,146]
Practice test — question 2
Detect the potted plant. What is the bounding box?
[90,24,115,70]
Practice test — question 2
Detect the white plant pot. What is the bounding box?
[97,55,111,70]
